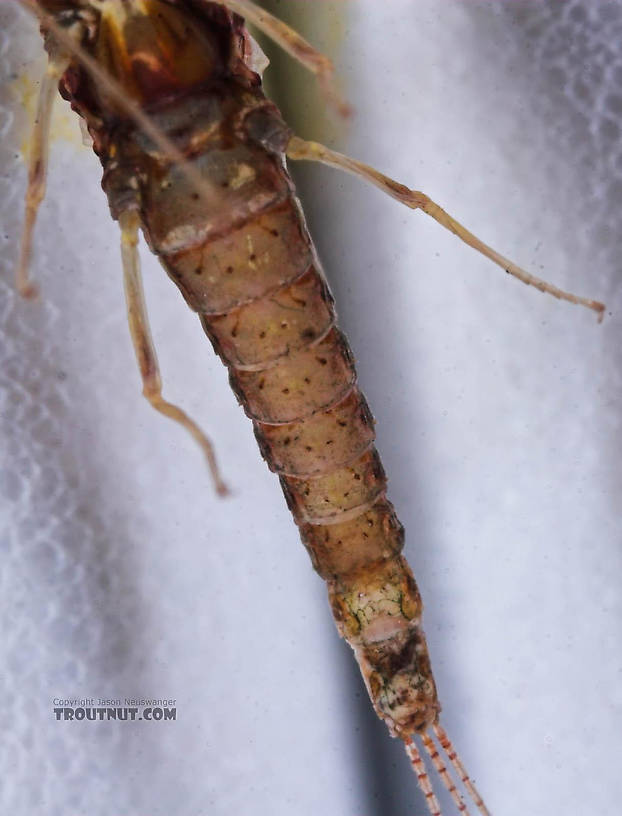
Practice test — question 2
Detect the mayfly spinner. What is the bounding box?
[14,1,604,814]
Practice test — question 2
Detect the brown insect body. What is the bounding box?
[46,0,440,738]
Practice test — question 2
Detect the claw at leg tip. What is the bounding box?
[18,281,39,300]
[595,302,605,323]
[216,481,230,498]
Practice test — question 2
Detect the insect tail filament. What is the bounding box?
[421,730,471,815]
[432,723,492,816]
[404,736,443,816]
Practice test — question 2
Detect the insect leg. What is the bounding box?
[286,136,605,320]
[119,210,229,497]
[19,2,218,211]
[215,0,351,116]
[16,51,70,298]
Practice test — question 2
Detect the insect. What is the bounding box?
[2,1,616,816]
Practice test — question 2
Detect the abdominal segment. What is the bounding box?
[111,87,439,737]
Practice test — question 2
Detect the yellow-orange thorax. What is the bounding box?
[93,0,223,109]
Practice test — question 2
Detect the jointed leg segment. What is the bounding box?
[286,136,605,321]
[119,211,228,497]
[218,0,351,117]
[16,52,70,299]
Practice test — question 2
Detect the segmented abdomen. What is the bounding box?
[111,91,440,737]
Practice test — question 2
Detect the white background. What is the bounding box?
[1,2,621,815]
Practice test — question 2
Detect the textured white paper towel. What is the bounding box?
[1,2,621,815]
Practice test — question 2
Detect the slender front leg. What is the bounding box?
[286,136,605,321]
[217,0,351,117]
[16,52,70,298]
[119,211,228,496]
